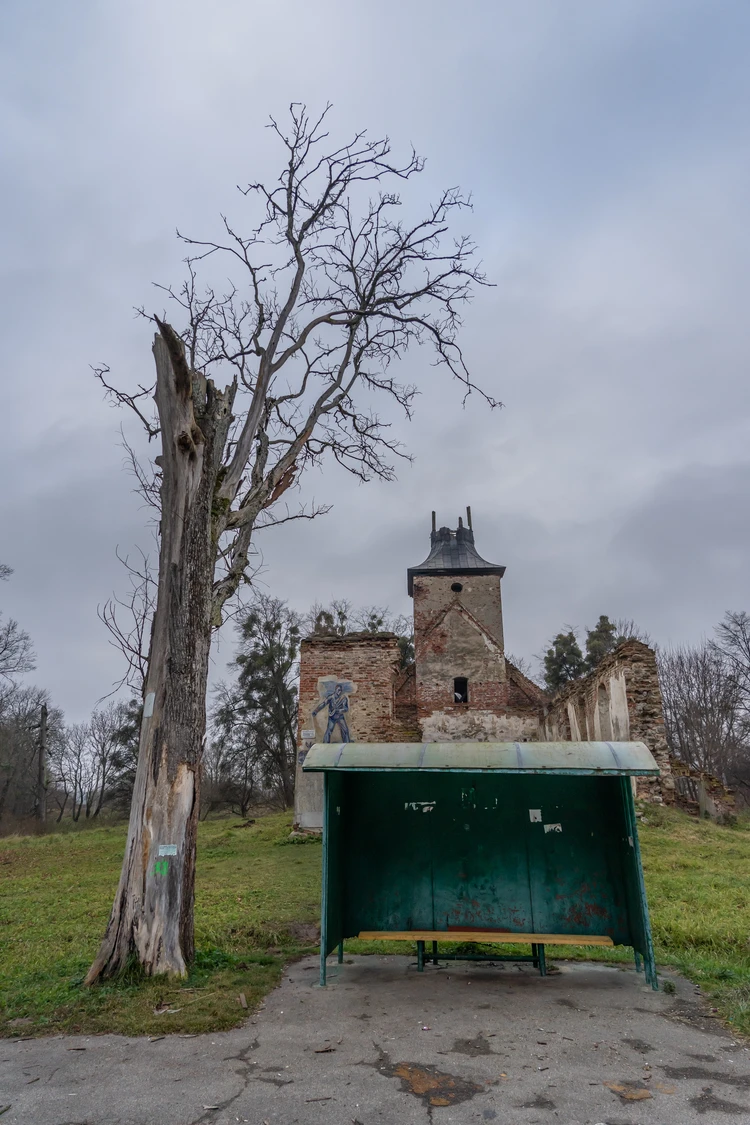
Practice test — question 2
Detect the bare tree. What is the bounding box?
[0,685,62,829]
[658,642,747,782]
[0,564,35,683]
[85,105,494,982]
[87,703,131,816]
[713,610,750,706]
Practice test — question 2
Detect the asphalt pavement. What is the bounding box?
[2,954,749,1124]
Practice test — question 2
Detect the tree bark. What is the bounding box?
[86,330,233,981]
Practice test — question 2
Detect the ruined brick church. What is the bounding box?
[294,511,673,829]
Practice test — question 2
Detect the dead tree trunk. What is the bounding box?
[86,106,493,983]
[36,703,47,824]
[85,330,233,980]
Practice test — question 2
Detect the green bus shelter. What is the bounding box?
[303,741,660,989]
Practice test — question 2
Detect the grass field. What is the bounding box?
[1,805,749,1039]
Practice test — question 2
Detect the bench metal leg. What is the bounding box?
[531,942,539,967]
[634,950,642,973]
[417,940,425,972]
[432,941,439,965]
[537,944,547,977]
[337,941,344,964]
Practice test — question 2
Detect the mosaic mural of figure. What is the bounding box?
[312,677,356,743]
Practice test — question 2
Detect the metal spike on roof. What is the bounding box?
[407,514,505,595]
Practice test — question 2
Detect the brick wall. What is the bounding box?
[393,665,420,742]
[293,632,403,829]
[297,632,402,743]
[412,573,543,741]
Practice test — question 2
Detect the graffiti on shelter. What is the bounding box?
[311,676,357,743]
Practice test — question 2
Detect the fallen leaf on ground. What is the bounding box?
[604,1080,653,1101]
[314,1045,335,1053]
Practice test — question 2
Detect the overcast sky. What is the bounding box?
[2,0,749,720]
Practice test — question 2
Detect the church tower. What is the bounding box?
[408,510,539,742]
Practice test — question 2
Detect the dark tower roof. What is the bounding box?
[407,510,506,595]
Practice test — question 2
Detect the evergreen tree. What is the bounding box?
[543,630,586,693]
[213,595,300,809]
[585,615,618,670]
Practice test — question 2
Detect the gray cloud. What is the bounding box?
[2,0,749,716]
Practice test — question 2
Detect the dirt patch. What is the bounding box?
[637,1001,732,1036]
[555,997,586,1011]
[451,1032,494,1057]
[519,1092,556,1109]
[283,922,320,943]
[371,1044,486,1109]
[622,1037,654,1053]
[690,1086,749,1115]
[662,1065,750,1088]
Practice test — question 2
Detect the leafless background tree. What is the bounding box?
[658,610,750,800]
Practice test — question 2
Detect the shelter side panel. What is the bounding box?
[617,776,653,958]
[524,775,630,943]
[342,774,436,934]
[322,773,345,957]
[429,774,533,932]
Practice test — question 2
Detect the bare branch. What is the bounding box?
[97,546,157,697]
[93,365,160,439]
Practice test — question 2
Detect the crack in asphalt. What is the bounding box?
[185,1038,261,1125]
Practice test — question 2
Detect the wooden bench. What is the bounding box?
[357,930,615,976]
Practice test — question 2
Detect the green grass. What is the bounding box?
[0,814,321,1037]
[1,805,749,1039]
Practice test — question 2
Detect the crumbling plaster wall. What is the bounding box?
[543,640,674,802]
[421,708,540,742]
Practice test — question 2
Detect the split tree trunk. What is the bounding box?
[86,329,233,981]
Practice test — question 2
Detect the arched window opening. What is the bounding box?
[453,677,468,704]
[597,684,612,741]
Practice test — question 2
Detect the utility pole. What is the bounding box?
[36,702,47,824]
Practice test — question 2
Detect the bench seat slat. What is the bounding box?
[357,931,614,946]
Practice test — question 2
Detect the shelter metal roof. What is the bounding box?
[302,741,660,775]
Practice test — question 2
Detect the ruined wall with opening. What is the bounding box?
[543,640,674,802]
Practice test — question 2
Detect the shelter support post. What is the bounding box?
[621,777,658,990]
